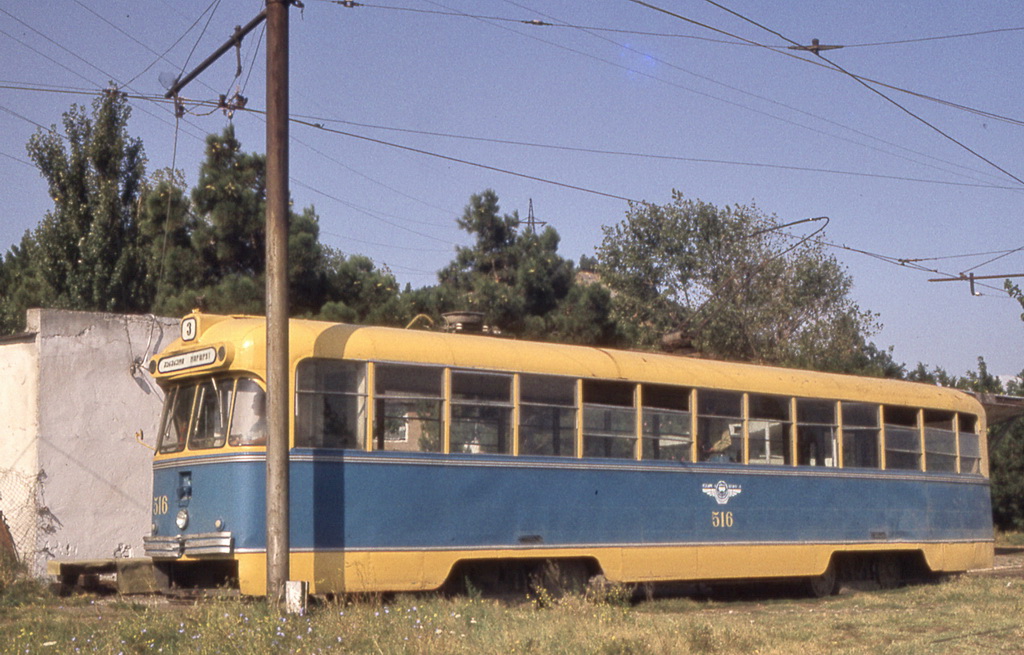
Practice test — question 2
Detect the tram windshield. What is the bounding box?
[157,377,267,453]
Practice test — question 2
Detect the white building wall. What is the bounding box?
[0,335,40,565]
[0,310,178,575]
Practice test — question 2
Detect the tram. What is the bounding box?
[144,312,993,596]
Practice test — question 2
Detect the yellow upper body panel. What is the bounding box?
[151,313,984,421]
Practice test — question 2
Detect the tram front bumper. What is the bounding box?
[143,532,234,559]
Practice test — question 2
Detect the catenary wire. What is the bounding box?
[495,0,1016,186]
[683,0,1024,186]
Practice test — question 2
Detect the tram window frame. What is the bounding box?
[796,399,837,467]
[294,360,367,449]
[958,413,982,474]
[157,384,196,454]
[582,380,637,459]
[449,371,513,455]
[747,394,792,466]
[923,409,957,473]
[883,405,922,471]
[841,402,880,469]
[519,374,576,457]
[373,364,444,452]
[187,378,231,450]
[697,390,744,463]
[641,384,692,462]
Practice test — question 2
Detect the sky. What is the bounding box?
[1,0,1022,377]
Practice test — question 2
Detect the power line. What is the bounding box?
[289,111,1021,191]
[285,114,638,203]
[418,0,1022,188]
[843,26,1024,48]
[685,0,1024,187]
[492,0,1016,187]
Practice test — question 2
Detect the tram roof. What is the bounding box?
[158,313,983,416]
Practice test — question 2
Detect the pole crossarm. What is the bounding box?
[163,10,268,99]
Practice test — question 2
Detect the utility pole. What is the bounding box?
[264,0,292,605]
[164,0,295,606]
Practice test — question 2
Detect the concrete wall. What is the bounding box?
[0,334,40,565]
[0,310,178,575]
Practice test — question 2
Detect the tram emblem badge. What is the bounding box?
[702,481,742,505]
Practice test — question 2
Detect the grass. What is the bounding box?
[0,572,1021,654]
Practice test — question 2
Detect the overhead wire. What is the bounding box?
[842,26,1024,48]
[494,0,1015,187]
[288,111,1021,191]
[681,0,1024,186]
[0,10,210,144]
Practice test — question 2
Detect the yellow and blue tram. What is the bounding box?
[144,312,993,595]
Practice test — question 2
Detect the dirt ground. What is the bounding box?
[979,546,1024,578]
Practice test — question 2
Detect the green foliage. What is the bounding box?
[0,98,402,331]
[597,191,881,372]
[1007,279,1024,322]
[991,418,1024,530]
[0,90,148,332]
[430,190,619,344]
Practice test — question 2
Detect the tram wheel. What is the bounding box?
[805,561,839,598]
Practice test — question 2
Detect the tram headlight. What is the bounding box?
[175,509,189,530]
[214,518,224,531]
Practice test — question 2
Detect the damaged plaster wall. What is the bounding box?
[2,309,179,575]
[0,333,41,566]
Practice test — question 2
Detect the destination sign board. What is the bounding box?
[156,347,218,374]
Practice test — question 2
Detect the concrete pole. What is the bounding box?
[265,0,290,605]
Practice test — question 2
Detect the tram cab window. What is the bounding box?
[796,399,837,467]
[519,375,576,457]
[450,371,513,455]
[157,384,196,454]
[748,394,792,465]
[923,410,957,473]
[841,402,880,469]
[641,384,692,462]
[188,379,231,450]
[697,391,743,463]
[295,360,366,449]
[374,364,443,452]
[583,380,636,459]
[229,379,267,446]
[958,414,981,474]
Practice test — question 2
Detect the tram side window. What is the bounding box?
[958,414,981,474]
[519,375,576,457]
[582,380,636,459]
[450,371,513,455]
[923,410,957,473]
[883,405,922,471]
[295,360,366,449]
[796,399,837,467]
[188,379,230,450]
[748,394,792,465]
[158,384,196,454]
[230,379,268,446]
[697,390,743,463]
[841,402,880,469]
[374,364,443,452]
[642,384,692,461]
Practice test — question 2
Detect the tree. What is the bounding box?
[429,190,619,343]
[597,191,882,372]
[19,89,147,320]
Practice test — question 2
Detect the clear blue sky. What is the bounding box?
[1,0,1021,377]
